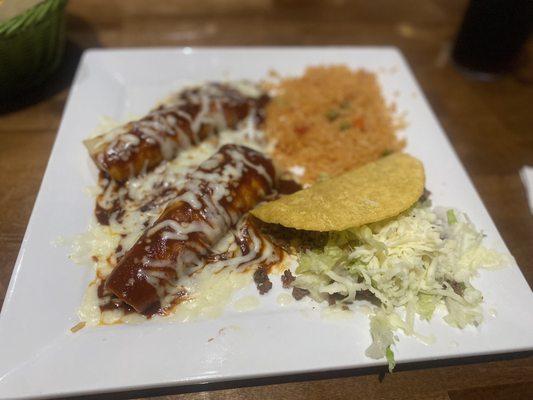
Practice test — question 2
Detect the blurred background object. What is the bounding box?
[452,0,532,79]
[0,0,67,101]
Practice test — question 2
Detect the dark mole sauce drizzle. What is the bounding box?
[94,169,179,227]
[202,215,285,297]
[94,172,131,226]
[93,173,301,319]
[94,173,117,225]
[95,198,290,319]
[94,85,270,183]
[96,217,285,317]
[97,280,136,314]
[96,267,188,316]
[91,105,299,319]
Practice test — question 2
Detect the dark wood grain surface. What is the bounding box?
[1,1,532,399]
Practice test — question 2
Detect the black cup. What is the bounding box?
[452,0,532,78]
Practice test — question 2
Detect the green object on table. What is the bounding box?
[0,0,68,100]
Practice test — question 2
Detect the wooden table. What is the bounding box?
[1,1,532,399]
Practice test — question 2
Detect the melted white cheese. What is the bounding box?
[233,295,261,312]
[73,101,280,326]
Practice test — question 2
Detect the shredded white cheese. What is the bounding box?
[72,89,278,325]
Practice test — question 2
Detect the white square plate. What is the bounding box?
[1,47,532,399]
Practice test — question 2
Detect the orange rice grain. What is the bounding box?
[265,65,405,183]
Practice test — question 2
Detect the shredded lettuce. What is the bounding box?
[447,209,457,225]
[365,311,396,360]
[416,293,439,321]
[385,346,396,372]
[292,202,507,370]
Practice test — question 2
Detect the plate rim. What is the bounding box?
[1,45,532,400]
